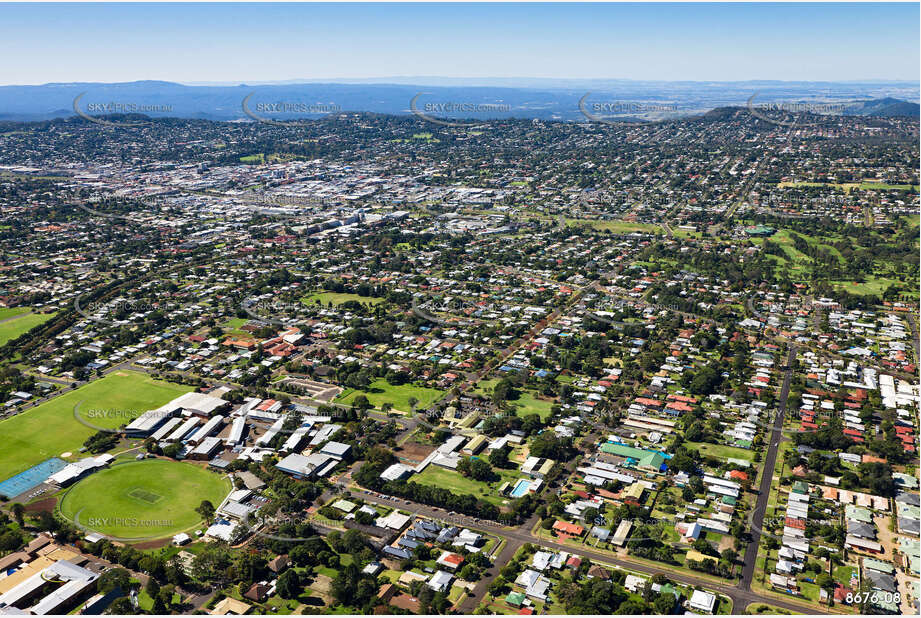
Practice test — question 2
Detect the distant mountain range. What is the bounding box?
[0,79,916,122]
[840,97,920,117]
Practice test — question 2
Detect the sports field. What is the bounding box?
[0,371,192,481]
[0,311,55,346]
[59,459,230,540]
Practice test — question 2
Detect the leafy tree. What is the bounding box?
[106,597,136,615]
[488,444,512,468]
[653,592,676,614]
[97,567,131,595]
[10,503,24,527]
[277,569,301,599]
[196,500,215,521]
[145,578,159,600]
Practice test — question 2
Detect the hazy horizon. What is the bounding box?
[0,3,918,86]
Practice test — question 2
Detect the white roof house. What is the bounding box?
[376,511,411,530]
[427,570,453,592]
[688,589,716,613]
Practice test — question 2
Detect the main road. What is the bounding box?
[347,466,831,615]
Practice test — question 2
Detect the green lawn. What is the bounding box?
[0,311,55,346]
[670,227,704,239]
[137,588,182,611]
[565,219,663,234]
[777,181,918,193]
[337,378,443,413]
[0,307,31,321]
[0,372,192,481]
[751,227,916,298]
[302,292,383,306]
[507,390,555,420]
[833,564,857,586]
[798,581,819,602]
[829,277,909,297]
[413,464,521,506]
[473,378,500,396]
[745,602,796,615]
[221,317,249,329]
[686,441,755,462]
[475,381,556,419]
[58,459,230,540]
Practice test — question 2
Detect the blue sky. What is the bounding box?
[0,3,917,85]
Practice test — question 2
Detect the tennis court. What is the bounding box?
[0,457,67,499]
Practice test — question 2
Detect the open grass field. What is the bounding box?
[472,378,500,396]
[337,378,442,412]
[0,307,31,321]
[0,372,192,481]
[302,291,383,306]
[507,390,555,420]
[829,277,910,297]
[686,441,755,462]
[220,317,252,338]
[0,311,55,346]
[221,317,249,330]
[565,219,663,234]
[411,132,437,141]
[777,181,919,193]
[413,464,521,507]
[752,229,814,273]
[476,381,555,419]
[670,227,704,239]
[752,228,914,298]
[59,459,230,540]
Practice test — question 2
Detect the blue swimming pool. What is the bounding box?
[510,479,531,498]
[0,458,67,499]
